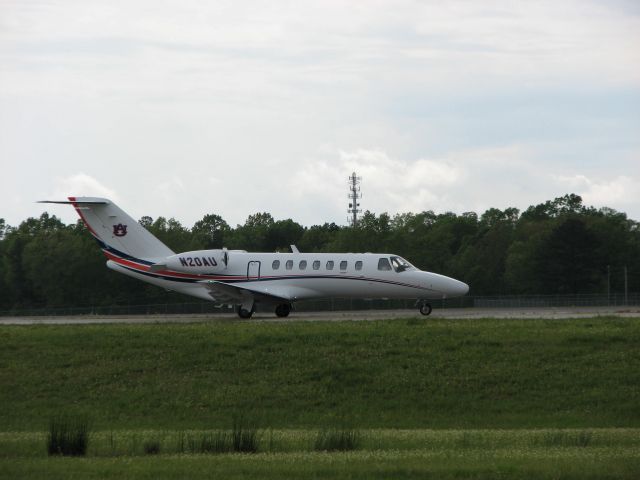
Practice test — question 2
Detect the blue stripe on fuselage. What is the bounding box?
[100,239,435,293]
[94,236,155,265]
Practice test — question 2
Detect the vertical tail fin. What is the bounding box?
[40,197,174,262]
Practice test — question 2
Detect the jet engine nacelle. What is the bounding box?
[151,249,230,273]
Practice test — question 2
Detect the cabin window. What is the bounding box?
[378,258,392,271]
[340,260,348,270]
[286,260,293,270]
[299,260,307,270]
[272,260,280,270]
[313,260,321,270]
[355,260,363,271]
[326,260,334,270]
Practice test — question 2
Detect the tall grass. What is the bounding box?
[231,414,259,453]
[186,431,231,454]
[314,428,360,451]
[174,414,260,454]
[46,416,89,456]
[537,430,593,447]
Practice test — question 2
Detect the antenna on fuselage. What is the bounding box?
[347,171,362,227]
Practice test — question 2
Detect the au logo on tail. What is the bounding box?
[113,224,128,237]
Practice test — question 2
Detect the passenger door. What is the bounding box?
[247,261,261,280]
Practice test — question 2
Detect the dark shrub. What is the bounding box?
[231,414,259,453]
[143,439,161,455]
[47,416,89,456]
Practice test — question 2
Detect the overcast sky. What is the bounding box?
[1,0,639,228]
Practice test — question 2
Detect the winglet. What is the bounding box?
[290,245,300,253]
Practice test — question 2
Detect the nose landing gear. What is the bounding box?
[419,302,432,316]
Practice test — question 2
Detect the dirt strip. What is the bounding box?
[1,306,639,325]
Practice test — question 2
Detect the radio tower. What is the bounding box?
[347,172,362,227]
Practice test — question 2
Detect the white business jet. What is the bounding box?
[40,197,469,318]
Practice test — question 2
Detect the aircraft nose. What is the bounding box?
[440,276,469,297]
[452,279,469,297]
[423,273,469,297]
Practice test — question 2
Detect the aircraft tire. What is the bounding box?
[275,303,291,318]
[237,306,254,319]
[419,303,432,316]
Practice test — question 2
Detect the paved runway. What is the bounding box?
[1,306,638,325]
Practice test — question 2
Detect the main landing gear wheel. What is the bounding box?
[419,303,432,316]
[275,303,291,318]
[237,305,255,319]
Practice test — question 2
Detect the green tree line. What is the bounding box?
[1,193,638,310]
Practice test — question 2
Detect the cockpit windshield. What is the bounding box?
[390,256,414,273]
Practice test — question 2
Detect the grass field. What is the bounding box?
[2,429,639,479]
[0,316,639,478]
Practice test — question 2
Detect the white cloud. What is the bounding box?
[552,174,640,210]
[290,145,640,223]
[40,174,120,225]
[337,148,462,213]
[154,177,185,202]
[292,147,500,219]
[2,1,639,228]
[1,0,638,102]
[50,173,119,201]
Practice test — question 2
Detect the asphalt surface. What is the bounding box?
[1,306,638,325]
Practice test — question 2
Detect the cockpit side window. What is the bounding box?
[390,256,413,272]
[378,258,392,271]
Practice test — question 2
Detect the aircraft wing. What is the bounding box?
[200,280,291,305]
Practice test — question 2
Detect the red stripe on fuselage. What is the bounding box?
[103,250,246,281]
[104,250,151,272]
[107,251,428,289]
[104,250,431,291]
[68,196,101,238]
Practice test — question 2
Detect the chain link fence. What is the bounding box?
[1,292,638,317]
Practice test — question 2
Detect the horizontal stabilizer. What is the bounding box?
[38,200,109,205]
